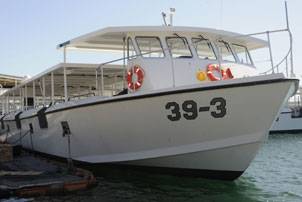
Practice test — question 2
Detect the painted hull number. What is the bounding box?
[165,97,226,121]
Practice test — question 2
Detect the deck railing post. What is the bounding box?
[33,81,36,108]
[12,91,15,111]
[25,84,28,110]
[63,47,67,63]
[1,96,4,114]
[216,39,223,80]
[63,47,68,102]
[123,37,126,89]
[101,67,104,96]
[6,96,9,113]
[42,77,46,106]
[266,31,274,74]
[19,88,22,111]
[64,67,68,102]
[51,72,54,104]
[95,70,98,96]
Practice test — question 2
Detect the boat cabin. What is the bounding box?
[0,26,267,114]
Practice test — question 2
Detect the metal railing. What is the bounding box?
[68,92,96,101]
[95,48,167,96]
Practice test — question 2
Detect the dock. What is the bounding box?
[0,144,96,198]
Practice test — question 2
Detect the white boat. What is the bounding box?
[0,26,298,180]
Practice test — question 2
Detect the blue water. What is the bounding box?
[30,134,302,201]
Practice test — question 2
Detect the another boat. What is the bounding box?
[270,87,302,133]
[0,26,298,180]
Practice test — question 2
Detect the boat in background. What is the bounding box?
[270,86,302,133]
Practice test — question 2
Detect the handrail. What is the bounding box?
[68,92,96,101]
[96,49,165,71]
[96,48,167,96]
[260,47,291,75]
[226,28,289,39]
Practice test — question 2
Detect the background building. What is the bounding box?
[0,73,25,114]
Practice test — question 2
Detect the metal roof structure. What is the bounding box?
[58,26,268,51]
[0,73,25,88]
[1,63,124,97]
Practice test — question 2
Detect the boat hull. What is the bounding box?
[270,108,302,133]
[6,76,298,180]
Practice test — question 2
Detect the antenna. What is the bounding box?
[162,8,176,26]
[162,12,167,26]
[169,8,176,26]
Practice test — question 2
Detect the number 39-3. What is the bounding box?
[165,97,226,121]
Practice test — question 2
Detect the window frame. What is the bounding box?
[135,36,165,58]
[166,36,193,59]
[232,43,254,65]
[216,40,236,62]
[127,37,137,59]
[191,37,217,60]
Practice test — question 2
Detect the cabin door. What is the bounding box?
[126,36,174,91]
[171,58,198,87]
[166,37,200,87]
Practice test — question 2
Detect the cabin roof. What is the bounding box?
[58,26,268,51]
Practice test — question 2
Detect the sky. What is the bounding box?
[0,0,301,78]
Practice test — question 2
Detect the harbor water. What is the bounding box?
[23,134,302,201]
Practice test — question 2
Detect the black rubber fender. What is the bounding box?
[37,107,48,129]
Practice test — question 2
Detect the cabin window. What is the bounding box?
[166,37,192,58]
[135,37,164,58]
[232,44,252,65]
[127,37,136,59]
[216,41,236,62]
[192,38,216,60]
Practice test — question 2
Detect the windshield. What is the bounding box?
[192,38,216,60]
[166,37,192,58]
[216,41,236,62]
[136,37,164,58]
[232,44,253,65]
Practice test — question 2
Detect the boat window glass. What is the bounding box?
[135,37,164,58]
[127,37,136,59]
[232,44,252,65]
[216,41,236,62]
[166,37,192,58]
[192,38,216,60]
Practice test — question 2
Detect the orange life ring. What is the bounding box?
[207,64,234,81]
[127,65,144,90]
